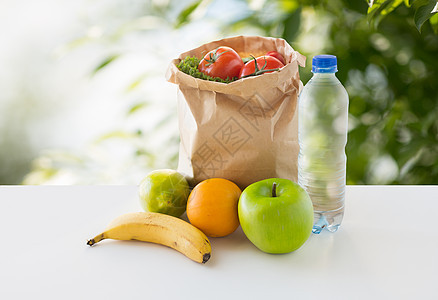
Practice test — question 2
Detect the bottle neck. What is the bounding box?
[312,72,336,79]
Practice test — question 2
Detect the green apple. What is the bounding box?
[138,169,190,217]
[238,178,314,254]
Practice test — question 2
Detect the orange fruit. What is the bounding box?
[187,178,242,237]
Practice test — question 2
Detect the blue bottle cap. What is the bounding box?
[312,55,338,73]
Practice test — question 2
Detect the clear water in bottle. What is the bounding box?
[298,55,349,234]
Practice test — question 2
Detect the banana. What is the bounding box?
[87,212,211,264]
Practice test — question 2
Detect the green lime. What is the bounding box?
[138,169,190,217]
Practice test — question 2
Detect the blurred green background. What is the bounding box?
[1,0,437,185]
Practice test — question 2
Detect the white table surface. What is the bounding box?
[0,185,437,299]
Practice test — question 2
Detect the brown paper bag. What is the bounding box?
[166,35,305,189]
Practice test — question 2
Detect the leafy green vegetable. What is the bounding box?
[177,56,236,83]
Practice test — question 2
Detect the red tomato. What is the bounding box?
[266,51,286,65]
[238,56,284,78]
[198,46,244,80]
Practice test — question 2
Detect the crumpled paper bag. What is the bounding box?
[166,35,305,189]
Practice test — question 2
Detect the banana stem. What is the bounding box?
[87,233,105,246]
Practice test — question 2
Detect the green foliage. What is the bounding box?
[92,55,120,75]
[431,13,438,33]
[25,0,438,184]
[221,0,438,184]
[413,0,438,31]
[282,7,302,41]
[367,0,404,28]
[175,0,204,28]
[323,0,438,183]
[368,0,438,32]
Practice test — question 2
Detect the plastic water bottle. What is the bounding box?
[298,55,349,234]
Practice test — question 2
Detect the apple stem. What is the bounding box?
[272,183,277,197]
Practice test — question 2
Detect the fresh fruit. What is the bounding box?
[238,178,314,254]
[138,169,190,217]
[198,46,244,81]
[187,178,242,237]
[266,51,286,65]
[239,55,284,78]
[87,212,211,264]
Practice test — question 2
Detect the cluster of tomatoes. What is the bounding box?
[198,46,286,81]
